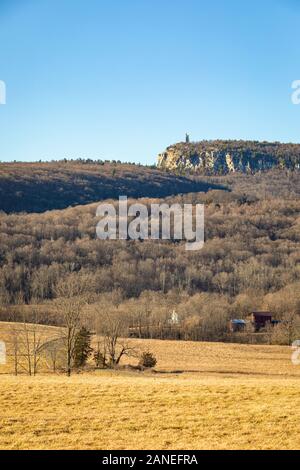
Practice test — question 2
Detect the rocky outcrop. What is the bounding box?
[157,140,300,174]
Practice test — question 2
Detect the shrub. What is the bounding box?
[139,351,157,369]
[93,349,106,369]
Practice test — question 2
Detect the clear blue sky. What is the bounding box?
[0,0,300,164]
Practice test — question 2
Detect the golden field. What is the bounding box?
[1,322,300,450]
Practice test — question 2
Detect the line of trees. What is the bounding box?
[4,276,157,376]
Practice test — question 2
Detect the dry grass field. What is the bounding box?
[1,322,300,450]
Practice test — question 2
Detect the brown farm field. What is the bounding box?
[1,322,300,450]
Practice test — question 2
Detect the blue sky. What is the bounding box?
[0,0,300,164]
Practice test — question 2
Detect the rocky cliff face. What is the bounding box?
[157,140,300,174]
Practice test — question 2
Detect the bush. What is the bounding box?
[139,351,157,369]
[93,349,106,369]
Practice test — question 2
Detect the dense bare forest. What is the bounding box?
[0,167,299,344]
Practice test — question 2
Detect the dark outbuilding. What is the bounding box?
[251,312,272,331]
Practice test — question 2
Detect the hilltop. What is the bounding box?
[0,160,224,213]
[157,140,300,174]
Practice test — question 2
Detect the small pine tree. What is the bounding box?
[73,327,92,368]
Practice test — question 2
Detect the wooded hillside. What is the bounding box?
[1,170,299,344]
[0,161,224,213]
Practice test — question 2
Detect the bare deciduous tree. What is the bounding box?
[55,274,90,376]
[6,308,47,376]
[94,307,138,368]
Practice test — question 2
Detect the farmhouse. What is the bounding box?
[0,340,6,365]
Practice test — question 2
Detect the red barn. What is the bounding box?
[251,312,272,331]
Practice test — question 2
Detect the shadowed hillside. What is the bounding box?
[0,161,226,214]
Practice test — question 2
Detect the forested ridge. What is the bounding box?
[1,169,300,343]
[0,161,224,213]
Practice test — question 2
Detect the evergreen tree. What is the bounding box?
[73,327,92,368]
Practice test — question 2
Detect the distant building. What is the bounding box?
[229,319,247,333]
[169,310,180,325]
[251,312,272,331]
[185,133,190,144]
[0,341,6,365]
[230,312,278,334]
